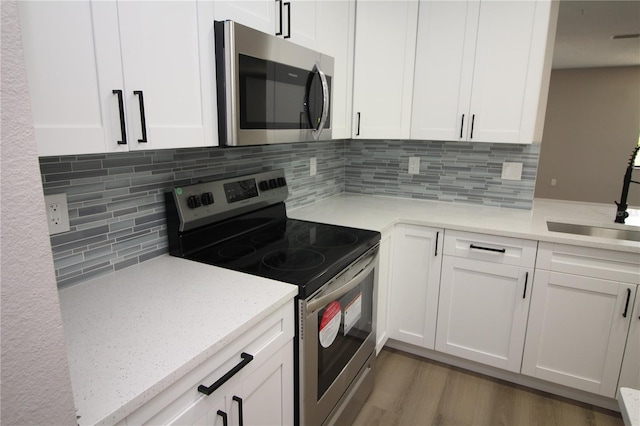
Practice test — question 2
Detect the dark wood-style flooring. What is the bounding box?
[352,348,624,426]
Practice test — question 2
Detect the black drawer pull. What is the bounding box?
[460,114,465,138]
[469,244,506,254]
[623,288,631,318]
[284,2,291,39]
[112,89,127,145]
[434,231,439,257]
[217,410,228,426]
[470,114,476,139]
[133,90,148,143]
[356,112,361,136]
[233,396,244,426]
[198,352,254,395]
[275,0,283,35]
[523,272,529,299]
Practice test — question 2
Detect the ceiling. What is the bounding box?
[552,0,640,69]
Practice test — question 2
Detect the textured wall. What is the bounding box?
[345,139,540,209]
[40,141,346,288]
[0,1,77,423]
[535,67,640,205]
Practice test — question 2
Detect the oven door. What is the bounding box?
[300,246,378,426]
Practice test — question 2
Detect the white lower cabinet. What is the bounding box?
[388,224,443,349]
[618,289,640,392]
[435,231,537,372]
[522,243,639,398]
[121,301,295,425]
[375,230,393,354]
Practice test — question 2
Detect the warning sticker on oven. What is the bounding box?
[344,292,362,335]
[319,301,341,348]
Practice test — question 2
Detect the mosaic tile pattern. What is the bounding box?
[40,138,540,287]
[40,141,346,288]
[345,140,540,209]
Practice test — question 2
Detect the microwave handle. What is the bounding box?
[311,62,329,141]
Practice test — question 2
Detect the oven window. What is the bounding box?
[316,271,373,399]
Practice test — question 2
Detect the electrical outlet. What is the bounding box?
[408,157,420,175]
[551,178,557,186]
[501,162,523,181]
[310,157,317,176]
[45,193,70,234]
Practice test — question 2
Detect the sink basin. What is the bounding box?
[547,221,640,242]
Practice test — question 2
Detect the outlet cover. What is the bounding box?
[408,157,420,175]
[44,193,70,234]
[310,157,317,176]
[501,162,523,181]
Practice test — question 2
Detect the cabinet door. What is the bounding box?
[284,0,317,49]
[436,257,532,372]
[18,1,123,156]
[237,340,294,426]
[352,0,418,139]
[522,271,634,397]
[375,231,393,354]
[315,0,355,139]
[467,1,549,143]
[389,224,442,349]
[410,0,477,141]
[168,393,228,426]
[618,288,640,392]
[117,0,215,150]
[212,0,276,35]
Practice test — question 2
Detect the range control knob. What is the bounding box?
[268,179,277,189]
[186,195,201,209]
[277,177,287,187]
[201,192,214,206]
[259,180,269,191]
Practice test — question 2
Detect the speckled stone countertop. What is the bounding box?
[290,195,640,254]
[58,255,297,426]
[619,388,640,426]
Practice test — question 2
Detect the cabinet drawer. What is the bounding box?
[443,230,537,267]
[125,301,295,425]
[536,242,640,284]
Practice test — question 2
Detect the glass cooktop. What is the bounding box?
[186,218,380,298]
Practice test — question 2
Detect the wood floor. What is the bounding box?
[351,348,624,426]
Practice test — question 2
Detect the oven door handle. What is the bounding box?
[307,254,377,314]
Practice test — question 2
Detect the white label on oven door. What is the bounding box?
[319,301,341,348]
[344,292,362,335]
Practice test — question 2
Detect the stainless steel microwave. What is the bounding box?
[214,20,333,147]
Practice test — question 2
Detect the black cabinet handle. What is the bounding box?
[469,244,506,254]
[434,231,439,257]
[133,91,148,143]
[284,2,291,38]
[217,410,228,426]
[233,396,244,426]
[623,288,631,318]
[523,272,529,299]
[470,114,476,139]
[356,112,361,136]
[460,114,465,139]
[198,352,254,395]
[275,0,283,35]
[112,89,127,145]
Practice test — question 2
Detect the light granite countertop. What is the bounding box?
[290,195,640,254]
[58,254,297,426]
[619,388,640,426]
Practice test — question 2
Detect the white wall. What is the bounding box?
[1,1,77,423]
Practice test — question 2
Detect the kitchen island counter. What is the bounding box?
[58,254,297,426]
[289,195,640,253]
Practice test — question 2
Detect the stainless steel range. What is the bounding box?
[165,169,380,426]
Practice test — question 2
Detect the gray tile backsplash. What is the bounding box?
[345,140,539,209]
[40,139,539,287]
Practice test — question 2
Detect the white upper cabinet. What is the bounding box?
[19,1,216,156]
[352,0,418,139]
[213,0,277,34]
[411,0,559,144]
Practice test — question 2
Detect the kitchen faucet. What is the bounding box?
[614,146,640,224]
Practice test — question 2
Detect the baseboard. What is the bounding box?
[385,339,621,413]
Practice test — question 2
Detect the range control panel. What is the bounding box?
[170,169,289,232]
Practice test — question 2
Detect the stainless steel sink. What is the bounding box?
[547,221,640,242]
